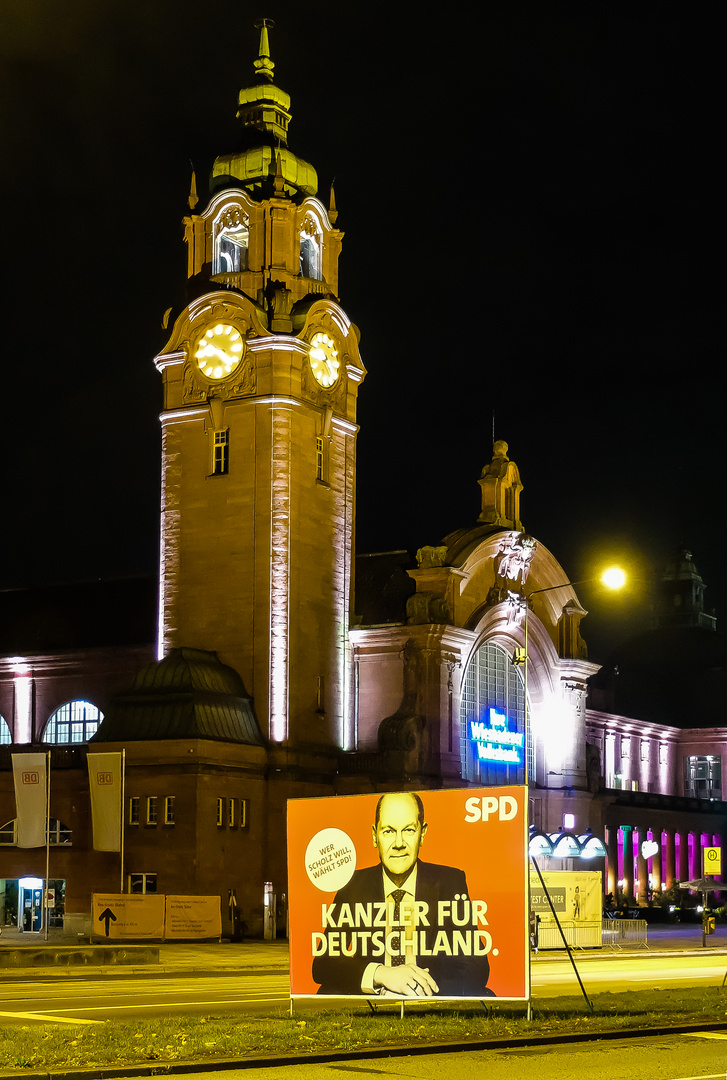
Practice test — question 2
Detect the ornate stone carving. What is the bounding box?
[267,282,294,332]
[487,534,536,607]
[478,439,524,529]
[406,591,451,625]
[416,545,448,569]
[214,206,249,236]
[586,741,602,793]
[378,640,426,758]
[494,533,536,586]
[183,357,257,404]
[183,364,207,403]
[301,214,320,239]
[558,602,588,660]
[229,363,257,397]
[300,351,347,406]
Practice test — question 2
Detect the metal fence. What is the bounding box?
[601,917,649,949]
[537,920,602,949]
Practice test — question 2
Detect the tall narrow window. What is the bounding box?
[217,798,224,827]
[316,437,325,481]
[685,755,722,800]
[129,797,140,825]
[146,797,157,825]
[228,799,235,828]
[300,232,321,279]
[212,429,229,475]
[240,799,248,829]
[164,796,175,825]
[213,219,249,276]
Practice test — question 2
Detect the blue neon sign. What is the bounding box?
[470,707,524,765]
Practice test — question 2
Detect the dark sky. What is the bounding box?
[0,3,722,661]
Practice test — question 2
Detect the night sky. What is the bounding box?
[1,3,722,662]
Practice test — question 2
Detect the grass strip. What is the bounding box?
[1,986,726,1071]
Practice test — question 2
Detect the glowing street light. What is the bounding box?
[601,566,626,590]
[518,567,626,784]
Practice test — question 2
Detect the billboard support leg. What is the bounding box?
[400,1001,405,1020]
[530,856,593,1014]
[527,999,532,1021]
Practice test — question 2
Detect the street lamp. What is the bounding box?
[519,569,625,1016]
[516,569,626,785]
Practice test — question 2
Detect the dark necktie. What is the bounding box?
[390,889,406,967]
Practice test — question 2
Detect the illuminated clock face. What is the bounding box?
[193,323,244,380]
[309,332,340,388]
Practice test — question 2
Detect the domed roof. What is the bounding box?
[210,21,317,200]
[92,648,263,745]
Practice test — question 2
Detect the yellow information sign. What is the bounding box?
[704,847,722,875]
[93,894,165,939]
[165,896,221,939]
[91,894,222,939]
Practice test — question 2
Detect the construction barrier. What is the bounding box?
[536,920,602,949]
[601,917,649,950]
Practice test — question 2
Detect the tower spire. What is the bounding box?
[253,17,275,83]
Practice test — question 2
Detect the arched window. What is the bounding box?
[213,208,249,277]
[42,700,103,744]
[0,714,11,744]
[460,641,531,784]
[300,231,321,279]
[0,819,72,845]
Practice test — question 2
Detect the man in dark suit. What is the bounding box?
[312,791,491,998]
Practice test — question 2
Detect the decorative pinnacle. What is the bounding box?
[253,17,275,82]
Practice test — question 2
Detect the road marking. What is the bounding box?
[19,996,288,1015]
[669,1074,725,1079]
[0,1011,102,1026]
[683,1032,727,1039]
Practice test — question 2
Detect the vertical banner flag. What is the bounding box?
[12,753,47,848]
[87,753,123,851]
[288,786,529,1001]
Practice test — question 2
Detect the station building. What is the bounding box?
[1,28,725,936]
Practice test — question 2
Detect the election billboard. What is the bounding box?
[288,786,528,1000]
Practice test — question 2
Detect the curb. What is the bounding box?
[2,946,727,981]
[2,1021,727,1080]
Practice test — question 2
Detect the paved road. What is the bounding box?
[533,953,727,995]
[102,1032,727,1080]
[1,953,726,1024]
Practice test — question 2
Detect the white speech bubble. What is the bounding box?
[305,828,357,893]
[641,840,659,860]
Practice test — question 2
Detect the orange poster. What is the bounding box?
[288,786,528,1001]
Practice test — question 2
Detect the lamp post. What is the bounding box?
[515,568,626,786]
[518,568,625,1015]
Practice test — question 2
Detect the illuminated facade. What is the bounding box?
[1,29,725,935]
[349,439,599,833]
[155,23,364,751]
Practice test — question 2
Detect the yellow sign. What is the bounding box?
[704,847,721,874]
[165,896,221,939]
[92,894,221,939]
[93,894,165,939]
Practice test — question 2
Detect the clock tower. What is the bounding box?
[154,21,365,752]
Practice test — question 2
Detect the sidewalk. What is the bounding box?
[1,923,727,981]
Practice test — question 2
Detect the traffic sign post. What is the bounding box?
[704,847,721,875]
